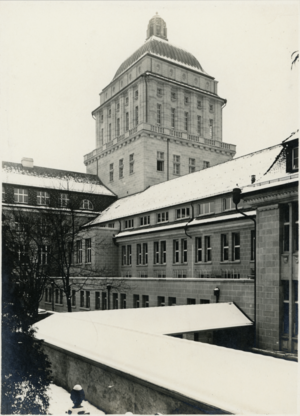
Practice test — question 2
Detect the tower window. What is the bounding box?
[197,116,202,135]
[135,106,138,126]
[125,112,129,131]
[116,118,120,136]
[116,103,120,112]
[197,100,202,109]
[189,158,195,173]
[129,153,134,174]
[171,108,175,128]
[108,123,111,141]
[119,159,124,179]
[184,96,189,105]
[173,155,180,175]
[157,88,163,97]
[184,112,189,131]
[209,119,213,139]
[100,114,103,123]
[135,90,138,100]
[108,108,111,118]
[157,151,164,171]
[157,104,162,125]
[171,91,176,100]
[209,104,214,112]
[125,96,129,106]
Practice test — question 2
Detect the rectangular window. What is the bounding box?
[157,104,161,124]
[204,236,211,262]
[221,234,229,261]
[209,119,213,138]
[140,215,150,226]
[157,88,163,97]
[85,238,91,263]
[171,91,176,100]
[80,291,84,308]
[109,163,114,182]
[158,296,165,306]
[133,294,140,308]
[86,291,90,308]
[95,292,100,309]
[184,112,189,131]
[181,239,188,263]
[232,233,240,261]
[76,240,83,264]
[137,244,142,265]
[251,230,255,261]
[59,193,69,207]
[100,114,103,123]
[187,298,196,305]
[173,155,180,175]
[116,118,120,136]
[195,237,202,262]
[283,205,290,252]
[171,108,175,128]
[119,158,124,178]
[203,160,210,169]
[39,245,49,265]
[37,191,50,206]
[157,211,169,223]
[116,102,120,112]
[129,153,134,174]
[154,242,159,264]
[113,293,118,309]
[125,96,129,106]
[143,243,148,265]
[168,297,176,306]
[124,219,134,229]
[223,197,234,211]
[199,201,214,215]
[108,123,111,141]
[101,128,103,141]
[184,96,189,105]
[135,90,138,100]
[209,104,214,112]
[108,108,111,118]
[189,158,195,173]
[197,100,202,109]
[135,106,138,126]
[176,207,190,219]
[125,112,129,131]
[102,292,107,310]
[292,147,299,170]
[142,295,149,308]
[72,290,76,307]
[120,293,126,309]
[173,240,180,263]
[157,151,164,171]
[161,241,167,264]
[127,245,132,266]
[197,115,202,135]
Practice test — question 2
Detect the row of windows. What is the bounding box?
[5,188,94,210]
[109,154,134,181]
[123,200,235,229]
[16,244,50,265]
[121,232,246,266]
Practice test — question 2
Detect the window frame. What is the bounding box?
[232,232,240,261]
[80,200,94,210]
[37,191,50,206]
[85,238,92,264]
[173,155,180,175]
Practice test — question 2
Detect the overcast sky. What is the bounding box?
[0,1,298,173]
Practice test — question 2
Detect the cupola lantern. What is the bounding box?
[146,13,168,41]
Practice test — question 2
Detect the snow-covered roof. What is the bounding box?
[90,144,283,224]
[35,304,297,414]
[2,162,115,197]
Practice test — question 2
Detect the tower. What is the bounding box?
[84,14,236,197]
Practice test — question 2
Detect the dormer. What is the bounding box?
[284,137,298,173]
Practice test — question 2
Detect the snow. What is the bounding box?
[47,383,104,415]
[35,306,297,415]
[90,144,282,224]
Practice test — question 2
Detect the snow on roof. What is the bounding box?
[2,162,115,196]
[35,304,297,415]
[90,144,282,224]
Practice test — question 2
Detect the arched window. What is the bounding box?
[80,200,94,210]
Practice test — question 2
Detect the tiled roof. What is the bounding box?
[2,162,115,196]
[90,144,283,224]
[113,36,207,80]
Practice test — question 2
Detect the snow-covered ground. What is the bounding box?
[47,383,105,415]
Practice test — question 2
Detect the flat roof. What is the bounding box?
[35,304,297,414]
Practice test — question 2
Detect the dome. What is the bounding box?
[113,15,205,80]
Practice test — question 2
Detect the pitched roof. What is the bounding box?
[113,36,207,80]
[2,161,115,197]
[89,144,283,224]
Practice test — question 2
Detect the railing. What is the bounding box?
[117,134,125,142]
[129,127,137,135]
[151,125,164,134]
[205,138,216,147]
[170,129,182,138]
[188,134,200,142]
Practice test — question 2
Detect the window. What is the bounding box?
[116,118,120,136]
[102,292,107,310]
[157,152,164,171]
[200,299,210,304]
[109,163,114,182]
[39,245,49,265]
[71,290,76,307]
[173,155,180,175]
[157,211,169,223]
[121,294,126,309]
[154,242,160,264]
[197,100,202,109]
[161,241,167,264]
[140,215,150,226]
[221,234,229,261]
[168,297,176,306]
[129,154,134,174]
[187,298,196,305]
[125,112,129,131]
[209,119,213,138]
[171,108,175,128]
[204,236,211,262]
[143,243,148,265]
[157,88,163,97]
[76,240,83,264]
[108,123,111,141]
[197,115,202,135]
[157,104,162,124]
[173,240,180,263]
[195,237,202,262]
[171,91,176,100]
[292,147,299,170]
[181,239,188,263]
[223,197,234,211]
[80,200,93,210]
[85,238,91,263]
[113,293,118,309]
[199,201,214,215]
[125,96,129,106]
[174,270,187,278]
[101,114,103,123]
[119,159,124,178]
[209,104,214,112]
[127,245,132,265]
[86,291,90,308]
[232,233,240,261]
[101,128,103,141]
[124,219,134,229]
[137,244,142,265]
[59,193,69,207]
[95,292,100,310]
[133,294,140,308]
[251,230,255,261]
[283,205,290,252]
[184,96,189,105]
[116,102,120,112]
[158,296,165,306]
[142,295,149,308]
[108,108,111,118]
[135,90,138,100]
[184,112,189,131]
[189,158,195,173]
[37,191,50,206]
[135,106,138,126]
[80,291,84,308]
[203,160,210,169]
[176,207,190,219]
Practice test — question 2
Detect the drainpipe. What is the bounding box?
[233,188,256,348]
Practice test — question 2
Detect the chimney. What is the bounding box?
[21,157,34,168]
[251,175,256,184]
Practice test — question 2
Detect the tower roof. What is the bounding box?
[113,14,206,80]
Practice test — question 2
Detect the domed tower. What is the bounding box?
[146,13,168,41]
[84,15,236,198]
